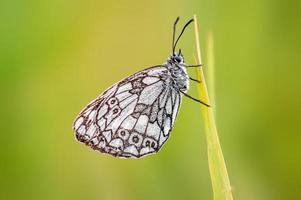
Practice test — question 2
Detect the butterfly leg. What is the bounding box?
[189,77,201,83]
[181,64,203,68]
[180,91,210,107]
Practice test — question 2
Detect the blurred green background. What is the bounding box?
[1,0,300,199]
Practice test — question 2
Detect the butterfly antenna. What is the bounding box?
[173,18,194,54]
[172,17,180,55]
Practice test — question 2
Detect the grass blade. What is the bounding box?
[193,14,233,200]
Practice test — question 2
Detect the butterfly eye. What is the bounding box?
[173,56,182,63]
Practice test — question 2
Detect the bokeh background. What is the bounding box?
[1,0,300,199]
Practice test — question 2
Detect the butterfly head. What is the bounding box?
[169,50,184,64]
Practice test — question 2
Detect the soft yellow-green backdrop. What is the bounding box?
[1,0,300,200]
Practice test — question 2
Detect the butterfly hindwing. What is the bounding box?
[73,66,182,158]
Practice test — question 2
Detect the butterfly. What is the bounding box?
[73,17,209,158]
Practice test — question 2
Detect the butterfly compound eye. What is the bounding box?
[173,56,182,63]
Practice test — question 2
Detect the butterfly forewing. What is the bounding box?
[73,66,182,158]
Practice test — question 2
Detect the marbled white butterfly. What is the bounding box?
[73,17,209,158]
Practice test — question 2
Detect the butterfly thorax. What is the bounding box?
[165,54,189,93]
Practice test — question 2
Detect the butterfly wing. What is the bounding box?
[73,66,182,158]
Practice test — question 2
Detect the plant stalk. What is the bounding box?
[193,14,233,200]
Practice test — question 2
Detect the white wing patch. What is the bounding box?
[120,116,137,129]
[74,117,83,130]
[134,115,148,133]
[138,81,164,105]
[116,82,132,94]
[142,77,160,84]
[73,66,183,158]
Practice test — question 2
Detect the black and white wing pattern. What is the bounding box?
[73,66,182,158]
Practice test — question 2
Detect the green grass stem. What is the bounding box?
[193,14,233,200]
